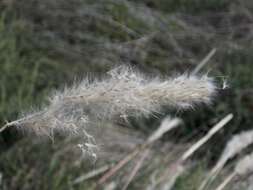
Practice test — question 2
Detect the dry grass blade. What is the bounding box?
[213,129,253,174]
[160,164,185,190]
[215,173,236,190]
[199,129,253,190]
[215,151,253,190]
[122,149,150,190]
[0,124,9,133]
[98,117,181,185]
[153,114,232,190]
[149,160,185,190]
[73,165,111,184]
[97,148,140,185]
[104,182,117,190]
[181,113,233,162]
[147,117,182,144]
[121,117,181,189]
[192,48,216,75]
[198,175,213,190]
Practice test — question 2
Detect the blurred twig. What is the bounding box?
[97,118,182,186]
[122,149,150,190]
[192,48,216,75]
[73,164,111,184]
[180,113,233,162]
[154,114,233,189]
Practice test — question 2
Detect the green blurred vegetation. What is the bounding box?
[132,0,232,13]
[0,13,54,121]
[0,0,253,189]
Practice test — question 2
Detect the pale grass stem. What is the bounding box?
[98,117,182,185]
[181,114,233,162]
[155,114,233,190]
[0,66,216,136]
[199,129,253,190]
[215,151,253,190]
[192,48,216,75]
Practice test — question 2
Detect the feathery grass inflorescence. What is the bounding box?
[59,66,216,120]
[1,66,217,159]
[199,129,253,190]
[213,129,253,174]
[1,66,217,137]
[215,151,253,190]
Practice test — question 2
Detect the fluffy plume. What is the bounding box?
[199,129,253,190]
[57,66,216,119]
[215,151,253,190]
[212,129,253,176]
[147,116,182,144]
[235,152,253,176]
[2,66,216,137]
